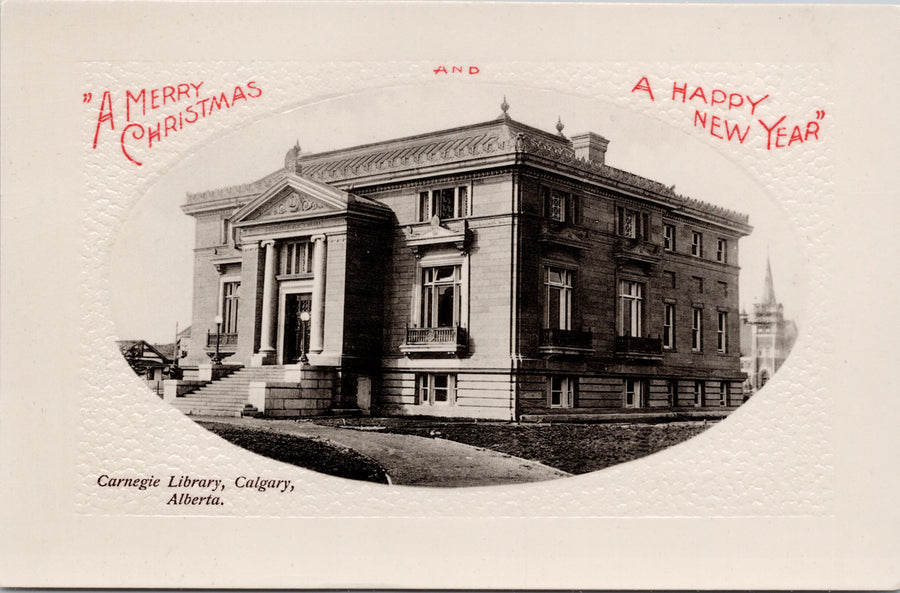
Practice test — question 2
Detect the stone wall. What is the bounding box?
[235,244,263,362]
[510,167,746,414]
[247,367,335,418]
[378,370,514,420]
[185,208,245,366]
[369,174,518,418]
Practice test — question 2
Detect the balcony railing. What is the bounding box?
[540,328,593,352]
[400,325,468,355]
[206,331,239,349]
[615,335,663,360]
[401,325,467,356]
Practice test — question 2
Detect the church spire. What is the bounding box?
[761,252,777,307]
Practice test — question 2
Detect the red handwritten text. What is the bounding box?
[630,76,825,150]
[757,111,824,150]
[87,81,263,166]
[126,82,205,121]
[433,65,480,75]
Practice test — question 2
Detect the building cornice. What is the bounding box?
[664,205,754,236]
[183,118,751,231]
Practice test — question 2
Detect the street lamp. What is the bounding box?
[212,314,223,365]
[299,310,310,365]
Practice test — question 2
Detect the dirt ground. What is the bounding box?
[313,417,716,475]
[198,421,389,484]
[199,417,717,482]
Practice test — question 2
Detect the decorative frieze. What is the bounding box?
[301,134,513,184]
[186,169,285,202]
[189,119,749,237]
[538,222,590,252]
[261,191,328,218]
[680,196,750,226]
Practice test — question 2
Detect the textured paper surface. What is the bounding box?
[1,3,898,589]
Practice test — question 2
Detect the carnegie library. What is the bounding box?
[167,101,752,420]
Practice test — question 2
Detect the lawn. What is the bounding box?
[313,418,716,475]
[198,421,389,484]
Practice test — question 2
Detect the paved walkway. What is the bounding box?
[194,416,570,487]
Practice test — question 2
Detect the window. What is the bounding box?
[717,281,728,297]
[716,238,728,263]
[222,281,240,334]
[618,280,643,337]
[720,382,730,406]
[617,206,650,240]
[666,379,677,406]
[549,376,576,408]
[692,276,704,293]
[694,380,705,407]
[691,231,703,257]
[281,241,312,275]
[663,224,676,251]
[624,378,646,408]
[717,311,728,353]
[420,265,461,328]
[663,303,675,349]
[545,267,573,330]
[418,185,469,221]
[417,373,456,405]
[544,188,565,222]
[664,271,676,289]
[542,187,577,223]
[692,307,703,351]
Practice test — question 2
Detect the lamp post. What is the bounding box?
[212,314,223,365]
[299,311,310,365]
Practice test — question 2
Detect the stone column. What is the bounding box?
[310,234,327,354]
[255,239,278,364]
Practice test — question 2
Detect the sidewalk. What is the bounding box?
[194,416,571,487]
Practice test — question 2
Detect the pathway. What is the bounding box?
[193,416,570,487]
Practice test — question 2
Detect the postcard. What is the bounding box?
[1,2,897,589]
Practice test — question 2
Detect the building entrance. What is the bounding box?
[282,293,311,364]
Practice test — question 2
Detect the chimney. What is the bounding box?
[571,132,609,165]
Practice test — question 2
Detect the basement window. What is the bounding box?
[417,373,457,405]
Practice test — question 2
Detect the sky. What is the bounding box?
[110,84,805,344]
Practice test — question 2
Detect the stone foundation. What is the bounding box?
[247,367,336,418]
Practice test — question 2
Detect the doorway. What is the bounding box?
[282,292,311,364]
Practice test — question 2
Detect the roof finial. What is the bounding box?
[500,95,510,115]
[284,139,303,172]
[556,116,565,136]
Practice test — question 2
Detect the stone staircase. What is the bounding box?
[169,366,287,417]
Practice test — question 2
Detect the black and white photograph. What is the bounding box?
[2,3,897,590]
[112,85,801,486]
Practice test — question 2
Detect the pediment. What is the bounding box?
[230,174,351,225]
[255,189,333,219]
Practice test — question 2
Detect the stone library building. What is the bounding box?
[170,101,752,420]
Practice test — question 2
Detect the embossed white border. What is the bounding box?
[1,2,898,589]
